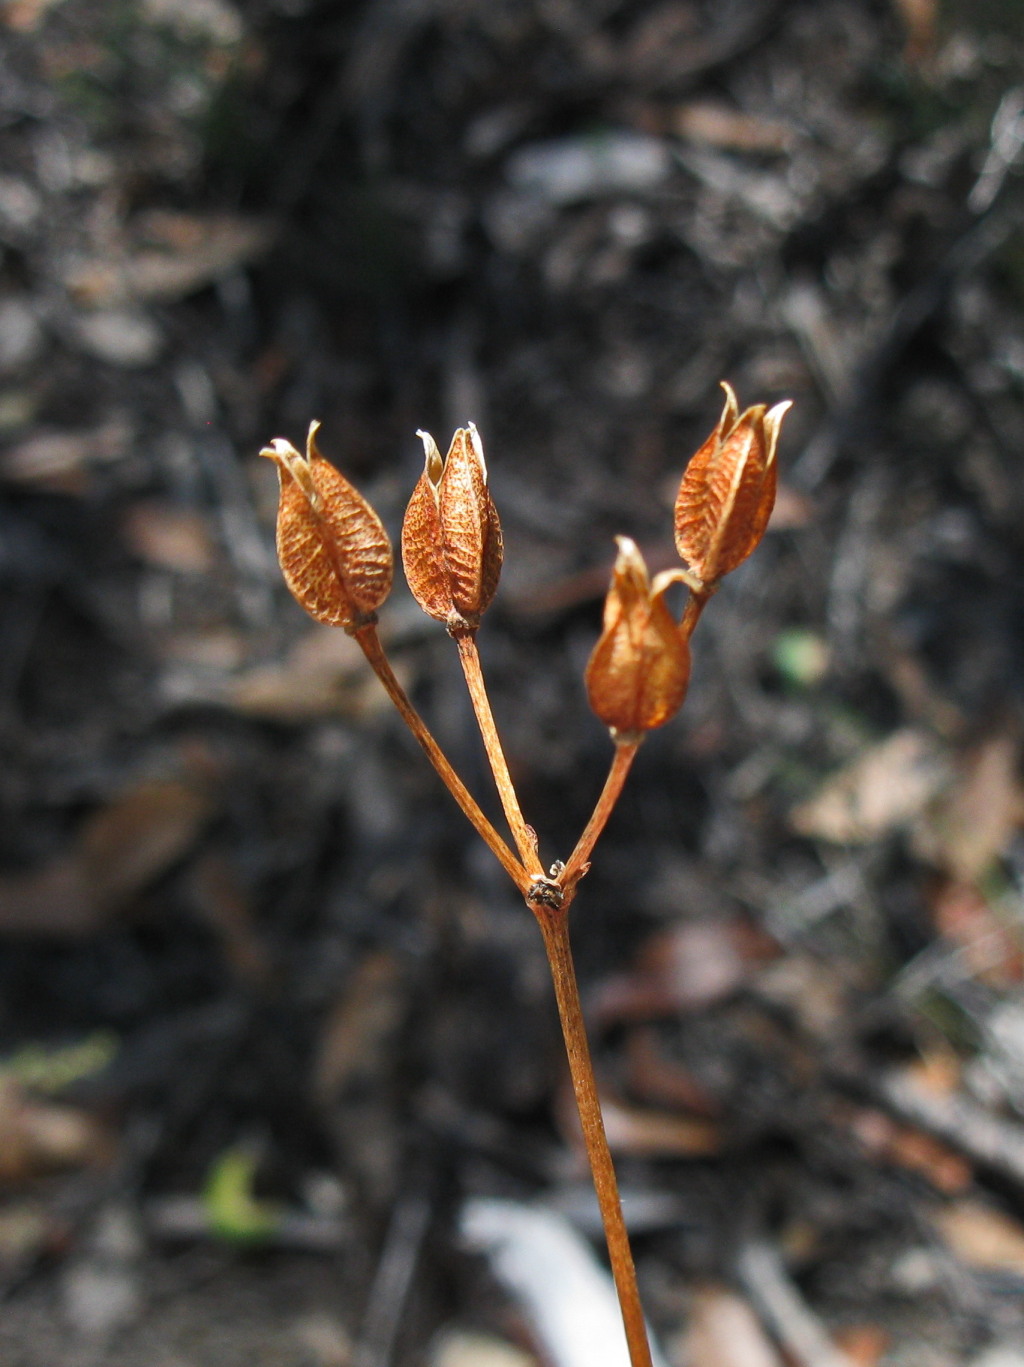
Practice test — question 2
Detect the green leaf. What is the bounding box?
[202,1147,281,1245]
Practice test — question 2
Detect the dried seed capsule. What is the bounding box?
[674,382,792,588]
[402,424,503,631]
[585,538,692,739]
[260,421,393,630]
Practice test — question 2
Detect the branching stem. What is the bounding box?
[455,632,545,878]
[681,586,713,640]
[361,622,652,1363]
[354,624,530,895]
[559,740,640,895]
[269,394,789,1367]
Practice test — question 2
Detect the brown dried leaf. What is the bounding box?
[189,852,270,987]
[936,1200,1024,1274]
[842,1103,971,1193]
[585,538,691,736]
[0,1080,111,1181]
[263,422,393,629]
[673,102,798,154]
[314,951,405,1105]
[903,1046,963,1097]
[790,729,950,844]
[78,779,213,914]
[0,418,132,490]
[64,212,272,306]
[128,213,271,301]
[927,732,1024,883]
[229,626,391,721]
[0,778,213,936]
[595,917,778,1024]
[121,500,216,573]
[684,1286,783,1367]
[832,1327,890,1367]
[930,879,1023,987]
[0,0,65,32]
[891,0,937,67]
[624,1026,721,1116]
[597,1091,720,1158]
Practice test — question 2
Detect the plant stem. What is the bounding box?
[454,632,545,878]
[559,740,640,895]
[354,624,530,895]
[680,586,712,640]
[533,905,654,1367]
[365,622,650,1361]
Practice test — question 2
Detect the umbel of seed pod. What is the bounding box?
[585,537,692,739]
[674,382,792,589]
[259,421,393,630]
[402,424,503,632]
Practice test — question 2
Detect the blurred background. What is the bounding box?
[2,1,1024,1364]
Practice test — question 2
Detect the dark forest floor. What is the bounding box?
[3,1,1024,1364]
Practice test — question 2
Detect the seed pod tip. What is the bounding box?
[674,384,792,585]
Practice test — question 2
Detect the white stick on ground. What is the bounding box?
[461,1198,670,1367]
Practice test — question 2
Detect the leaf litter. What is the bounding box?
[3,0,1024,1363]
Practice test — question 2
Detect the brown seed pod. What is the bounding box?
[402,432,450,621]
[585,538,692,739]
[674,383,792,587]
[260,421,393,630]
[401,424,503,631]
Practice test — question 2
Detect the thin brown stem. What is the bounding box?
[680,586,712,640]
[354,624,530,895]
[455,632,545,878]
[559,740,640,895]
[533,906,654,1367]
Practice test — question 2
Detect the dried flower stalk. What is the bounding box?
[261,387,791,1367]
